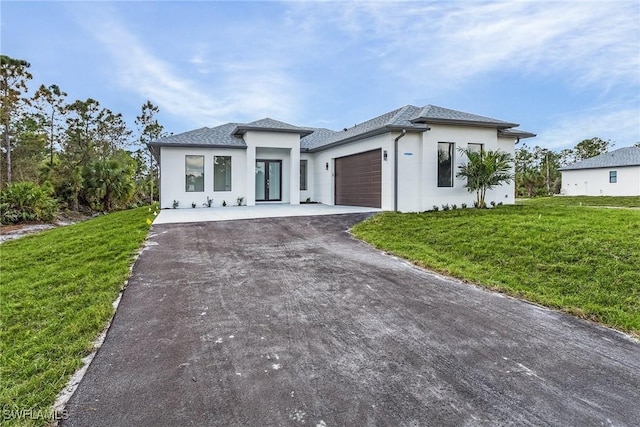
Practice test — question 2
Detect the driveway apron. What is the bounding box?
[62,214,640,426]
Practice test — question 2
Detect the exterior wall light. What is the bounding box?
[383,150,388,161]
[325,162,329,170]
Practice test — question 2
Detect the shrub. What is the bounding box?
[432,205,439,212]
[442,204,450,211]
[0,182,59,224]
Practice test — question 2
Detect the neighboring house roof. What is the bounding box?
[149,104,535,153]
[560,147,640,171]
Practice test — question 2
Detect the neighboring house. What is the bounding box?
[559,147,640,196]
[149,104,535,212]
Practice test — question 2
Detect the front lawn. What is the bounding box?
[0,207,152,426]
[352,197,640,336]
[518,195,640,207]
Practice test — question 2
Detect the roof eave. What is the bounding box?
[232,126,313,137]
[499,130,537,139]
[307,125,427,153]
[148,142,247,150]
[560,163,640,171]
[411,118,518,129]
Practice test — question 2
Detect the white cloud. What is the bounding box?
[286,1,640,93]
[71,6,300,127]
[535,105,640,150]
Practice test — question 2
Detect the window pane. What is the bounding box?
[300,160,308,190]
[255,161,266,200]
[269,161,281,200]
[186,155,204,192]
[609,171,617,183]
[438,142,454,187]
[214,156,232,191]
[468,143,483,153]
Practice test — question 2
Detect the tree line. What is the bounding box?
[515,136,639,197]
[1,55,165,223]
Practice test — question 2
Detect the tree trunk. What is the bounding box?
[4,124,11,184]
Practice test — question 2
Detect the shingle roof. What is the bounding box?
[560,147,640,171]
[499,128,537,139]
[302,105,429,150]
[151,123,246,147]
[233,118,313,136]
[150,104,535,152]
[300,128,339,150]
[412,105,518,128]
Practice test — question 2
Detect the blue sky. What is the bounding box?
[2,1,639,150]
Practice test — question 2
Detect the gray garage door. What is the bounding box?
[335,149,382,208]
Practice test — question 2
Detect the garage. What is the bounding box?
[334,149,382,208]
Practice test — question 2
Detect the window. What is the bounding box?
[468,143,483,154]
[300,160,308,190]
[214,156,232,191]
[609,170,617,183]
[185,155,204,192]
[437,142,454,187]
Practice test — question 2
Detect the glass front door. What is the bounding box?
[255,160,282,201]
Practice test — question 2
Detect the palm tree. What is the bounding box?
[456,147,514,208]
[84,158,135,211]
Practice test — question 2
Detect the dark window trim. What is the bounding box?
[214,155,232,192]
[185,155,204,192]
[437,142,455,188]
[256,159,283,202]
[468,143,484,153]
[300,159,308,191]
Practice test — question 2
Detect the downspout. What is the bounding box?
[394,129,407,212]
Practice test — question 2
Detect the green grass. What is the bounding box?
[1,207,152,426]
[352,197,640,336]
[517,195,640,207]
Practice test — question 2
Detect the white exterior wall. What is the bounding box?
[159,125,518,211]
[497,136,517,205]
[311,133,394,209]
[411,125,514,211]
[300,152,314,202]
[308,126,517,212]
[159,146,247,209]
[243,131,300,206]
[561,166,640,196]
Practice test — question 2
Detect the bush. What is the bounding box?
[0,182,59,224]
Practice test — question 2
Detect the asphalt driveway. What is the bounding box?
[63,214,640,426]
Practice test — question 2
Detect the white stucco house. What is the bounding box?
[559,146,640,196]
[149,104,535,212]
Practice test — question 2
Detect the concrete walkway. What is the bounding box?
[154,204,381,224]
